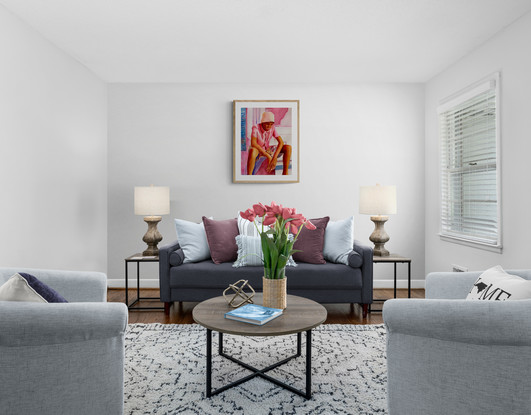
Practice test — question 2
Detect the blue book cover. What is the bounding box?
[225,303,283,325]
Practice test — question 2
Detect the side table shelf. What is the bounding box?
[370,254,411,313]
[125,253,164,311]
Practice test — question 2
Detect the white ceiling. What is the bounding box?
[2,0,531,83]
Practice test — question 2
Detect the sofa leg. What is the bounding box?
[362,303,368,318]
[164,302,171,315]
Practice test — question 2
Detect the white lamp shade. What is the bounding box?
[359,184,397,215]
[134,186,170,216]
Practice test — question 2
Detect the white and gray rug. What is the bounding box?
[124,324,388,414]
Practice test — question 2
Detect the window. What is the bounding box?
[438,73,501,251]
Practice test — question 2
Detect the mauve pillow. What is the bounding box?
[293,217,330,264]
[202,217,239,264]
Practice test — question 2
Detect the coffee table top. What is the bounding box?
[193,294,327,336]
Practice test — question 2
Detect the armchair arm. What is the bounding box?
[159,240,181,302]
[383,299,531,415]
[0,267,107,302]
[383,298,531,345]
[0,302,128,346]
[0,302,128,415]
[352,240,373,304]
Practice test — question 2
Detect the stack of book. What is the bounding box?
[225,303,283,325]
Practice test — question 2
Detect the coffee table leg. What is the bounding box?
[219,332,223,355]
[306,329,312,399]
[206,329,212,397]
[297,332,302,356]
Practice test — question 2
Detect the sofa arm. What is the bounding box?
[159,240,181,303]
[383,298,531,345]
[352,240,373,304]
[0,267,107,302]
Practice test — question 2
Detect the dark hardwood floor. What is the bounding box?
[107,288,425,325]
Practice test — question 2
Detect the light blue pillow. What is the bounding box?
[233,235,297,268]
[174,218,211,263]
[323,216,354,265]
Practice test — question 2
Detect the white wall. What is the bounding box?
[0,6,108,272]
[425,12,531,273]
[108,83,425,287]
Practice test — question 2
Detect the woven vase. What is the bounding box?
[262,276,287,310]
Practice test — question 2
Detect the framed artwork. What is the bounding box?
[233,100,299,183]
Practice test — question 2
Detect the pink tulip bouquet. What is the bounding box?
[240,202,316,280]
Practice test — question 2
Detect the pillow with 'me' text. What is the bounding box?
[466,265,531,301]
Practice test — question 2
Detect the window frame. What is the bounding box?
[437,73,502,252]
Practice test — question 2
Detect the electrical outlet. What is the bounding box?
[452,264,468,272]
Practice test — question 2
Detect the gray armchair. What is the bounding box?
[383,269,531,415]
[0,267,128,415]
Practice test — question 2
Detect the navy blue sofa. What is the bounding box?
[159,240,373,317]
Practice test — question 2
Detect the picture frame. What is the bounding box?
[233,100,299,183]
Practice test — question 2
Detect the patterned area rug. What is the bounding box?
[124,324,388,414]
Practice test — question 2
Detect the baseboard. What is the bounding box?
[108,279,425,290]
[373,279,425,289]
[108,279,160,289]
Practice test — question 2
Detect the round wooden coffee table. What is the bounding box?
[193,294,327,399]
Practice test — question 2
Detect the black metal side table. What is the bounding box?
[125,253,164,311]
[370,254,412,313]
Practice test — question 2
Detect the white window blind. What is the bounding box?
[438,74,501,249]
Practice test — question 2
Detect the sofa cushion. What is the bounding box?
[202,217,239,264]
[466,265,531,301]
[233,235,297,267]
[293,217,330,264]
[0,273,68,303]
[174,218,211,263]
[323,216,354,265]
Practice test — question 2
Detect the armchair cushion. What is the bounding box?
[0,273,68,303]
[466,265,531,301]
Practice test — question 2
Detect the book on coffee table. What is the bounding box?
[224,304,283,325]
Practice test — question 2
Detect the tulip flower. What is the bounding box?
[240,202,316,280]
[239,209,256,222]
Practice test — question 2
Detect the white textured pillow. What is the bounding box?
[237,214,270,237]
[174,218,211,263]
[466,265,531,301]
[0,273,47,302]
[323,216,354,265]
[233,235,297,268]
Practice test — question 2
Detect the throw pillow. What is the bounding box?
[237,214,270,237]
[202,217,239,264]
[233,235,297,268]
[323,216,354,265]
[292,217,330,264]
[0,273,68,303]
[174,218,211,263]
[466,265,531,301]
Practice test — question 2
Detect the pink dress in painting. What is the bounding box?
[249,124,281,175]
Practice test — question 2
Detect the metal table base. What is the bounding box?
[206,329,313,399]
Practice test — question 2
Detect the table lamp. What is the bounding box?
[134,185,170,256]
[359,184,397,256]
